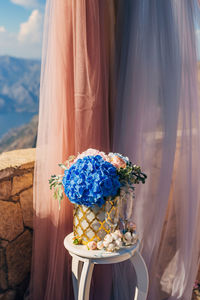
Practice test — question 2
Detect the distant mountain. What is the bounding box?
[0,115,38,153]
[0,59,199,154]
[0,56,40,113]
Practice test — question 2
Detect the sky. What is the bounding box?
[0,0,46,59]
[0,1,199,60]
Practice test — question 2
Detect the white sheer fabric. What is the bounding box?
[113,1,200,299]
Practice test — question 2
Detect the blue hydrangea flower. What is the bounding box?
[62,155,121,207]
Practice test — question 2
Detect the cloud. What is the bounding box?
[0,26,6,33]
[18,10,43,43]
[0,31,42,59]
[10,0,39,9]
[0,10,43,59]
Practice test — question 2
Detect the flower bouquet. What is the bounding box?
[49,149,147,251]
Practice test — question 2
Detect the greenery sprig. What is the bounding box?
[117,162,147,185]
[49,175,64,209]
[49,156,76,208]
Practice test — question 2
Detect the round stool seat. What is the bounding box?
[64,233,149,300]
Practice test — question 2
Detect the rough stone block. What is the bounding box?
[10,196,19,202]
[19,161,34,170]
[0,249,5,268]
[0,241,8,249]
[0,269,7,290]
[0,149,35,171]
[11,173,32,195]
[20,188,33,228]
[0,290,16,300]
[0,169,15,181]
[0,181,11,200]
[6,230,32,287]
[0,201,24,241]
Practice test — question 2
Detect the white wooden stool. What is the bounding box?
[64,233,149,300]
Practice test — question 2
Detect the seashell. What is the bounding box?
[123,231,132,246]
[87,241,97,250]
[124,231,132,241]
[106,243,115,252]
[115,239,123,248]
[114,229,123,239]
[103,240,110,248]
[132,232,138,243]
[111,232,119,241]
[104,234,113,244]
[97,241,104,250]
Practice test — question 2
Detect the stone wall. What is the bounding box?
[0,149,35,300]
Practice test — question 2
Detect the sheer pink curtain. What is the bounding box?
[113,1,200,299]
[29,1,115,299]
[29,1,200,299]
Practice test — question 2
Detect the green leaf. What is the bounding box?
[73,239,79,245]
[58,163,68,170]
[54,190,57,199]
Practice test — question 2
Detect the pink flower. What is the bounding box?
[110,155,126,169]
[76,148,110,162]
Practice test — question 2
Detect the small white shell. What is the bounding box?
[115,239,123,248]
[114,229,123,239]
[107,243,115,252]
[132,232,138,242]
[87,241,97,250]
[97,241,104,250]
[124,231,132,241]
[123,231,132,245]
[103,240,110,248]
[104,234,113,243]
[111,232,119,240]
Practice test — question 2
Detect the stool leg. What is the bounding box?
[78,259,94,300]
[72,256,82,300]
[131,251,149,300]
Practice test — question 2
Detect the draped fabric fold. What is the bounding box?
[29,1,115,299]
[29,0,200,299]
[113,1,200,299]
